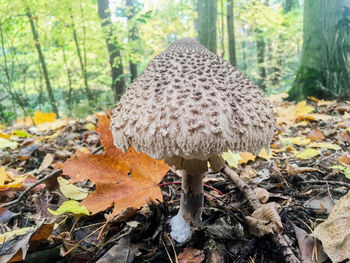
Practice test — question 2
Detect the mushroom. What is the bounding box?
[110,38,276,242]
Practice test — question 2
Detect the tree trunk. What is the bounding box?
[283,0,299,13]
[288,0,350,100]
[227,0,237,66]
[62,47,73,115]
[126,0,138,82]
[26,7,59,116]
[241,40,247,71]
[97,0,126,101]
[69,11,94,104]
[196,0,217,53]
[255,28,267,91]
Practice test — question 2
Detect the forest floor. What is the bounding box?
[0,94,350,263]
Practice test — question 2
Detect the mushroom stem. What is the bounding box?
[170,159,207,242]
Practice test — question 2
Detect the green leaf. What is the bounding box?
[12,130,32,138]
[48,200,89,216]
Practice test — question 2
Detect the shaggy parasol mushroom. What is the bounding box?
[110,38,276,242]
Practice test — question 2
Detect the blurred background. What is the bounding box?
[0,0,349,123]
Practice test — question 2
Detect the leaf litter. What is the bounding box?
[0,98,349,262]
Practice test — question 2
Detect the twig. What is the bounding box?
[222,165,301,263]
[302,179,350,188]
[0,169,63,208]
[0,145,104,208]
[326,181,335,204]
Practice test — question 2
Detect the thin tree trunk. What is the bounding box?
[97,0,125,101]
[26,7,59,116]
[126,0,138,82]
[219,0,225,57]
[196,0,217,53]
[69,11,94,104]
[241,40,247,71]
[62,47,73,114]
[255,28,267,91]
[227,0,237,66]
[0,22,28,116]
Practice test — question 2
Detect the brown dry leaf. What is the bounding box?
[37,153,54,173]
[313,191,350,263]
[61,113,170,217]
[245,202,283,237]
[291,223,328,263]
[287,163,321,176]
[337,154,350,165]
[178,248,205,263]
[307,129,325,141]
[254,188,270,203]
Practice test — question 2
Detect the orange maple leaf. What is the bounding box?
[61,113,170,217]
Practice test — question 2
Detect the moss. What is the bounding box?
[287,66,329,101]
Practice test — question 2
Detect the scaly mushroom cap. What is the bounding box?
[110,38,276,161]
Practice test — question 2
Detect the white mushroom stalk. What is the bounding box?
[110,38,276,243]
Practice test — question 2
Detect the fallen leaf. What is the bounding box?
[48,200,89,216]
[313,192,350,262]
[286,163,321,176]
[307,129,325,141]
[337,154,350,165]
[245,202,283,237]
[178,248,205,263]
[291,223,328,263]
[309,142,341,151]
[12,130,32,138]
[33,110,56,125]
[0,138,17,150]
[254,188,270,203]
[239,152,256,164]
[57,177,88,200]
[258,148,273,160]
[36,119,67,131]
[222,150,242,168]
[304,196,335,214]
[295,148,321,160]
[0,132,10,140]
[37,153,54,173]
[61,114,170,217]
[281,136,311,146]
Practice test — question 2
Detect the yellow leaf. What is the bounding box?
[0,227,35,244]
[281,136,311,146]
[12,130,32,138]
[0,175,27,190]
[84,123,96,131]
[0,132,10,140]
[346,127,350,132]
[0,137,17,149]
[295,148,321,160]
[294,101,314,116]
[258,148,273,160]
[48,200,89,215]
[239,152,256,164]
[0,167,6,186]
[309,142,341,150]
[33,110,56,125]
[222,150,242,168]
[57,177,88,200]
[0,124,6,130]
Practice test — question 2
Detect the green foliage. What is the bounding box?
[0,0,304,124]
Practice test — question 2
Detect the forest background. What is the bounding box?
[0,0,349,124]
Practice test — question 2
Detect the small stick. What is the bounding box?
[222,165,301,263]
[302,179,350,188]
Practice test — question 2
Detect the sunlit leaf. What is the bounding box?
[281,136,311,146]
[12,130,32,138]
[33,110,56,125]
[295,148,320,160]
[309,142,341,150]
[222,150,242,168]
[0,138,17,150]
[57,177,88,200]
[48,200,89,216]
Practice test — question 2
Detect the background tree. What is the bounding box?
[227,0,237,66]
[196,0,217,53]
[288,0,350,100]
[98,0,126,101]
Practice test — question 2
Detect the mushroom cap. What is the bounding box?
[110,38,276,161]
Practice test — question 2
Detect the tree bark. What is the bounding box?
[62,47,73,115]
[26,7,59,116]
[126,0,138,82]
[288,0,350,100]
[196,0,217,53]
[283,0,299,13]
[255,28,267,91]
[227,0,237,66]
[97,0,126,101]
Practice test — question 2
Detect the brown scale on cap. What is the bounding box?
[110,38,276,242]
